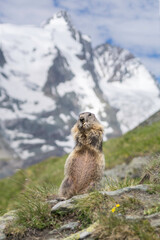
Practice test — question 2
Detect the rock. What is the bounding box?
[51,194,88,213]
[145,212,160,220]
[63,222,97,240]
[126,156,150,178]
[48,229,59,235]
[125,212,160,228]
[49,222,79,235]
[47,199,58,207]
[51,199,74,213]
[51,185,149,213]
[0,234,5,240]
[104,163,127,180]
[60,221,79,231]
[0,223,5,232]
[79,231,91,239]
[125,215,144,221]
[100,184,149,197]
[47,238,58,240]
[0,233,6,240]
[0,211,16,223]
[0,211,16,240]
[104,156,150,180]
[145,213,160,228]
[150,219,160,228]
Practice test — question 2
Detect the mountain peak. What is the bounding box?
[54,10,70,19]
[0,12,160,173]
[43,10,72,28]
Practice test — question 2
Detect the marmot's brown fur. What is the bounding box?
[59,112,105,199]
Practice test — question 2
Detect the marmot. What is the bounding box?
[59,112,105,199]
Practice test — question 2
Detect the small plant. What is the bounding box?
[95,213,134,239]
[95,211,159,239]
[131,219,158,240]
[120,197,144,214]
[140,156,160,184]
[74,191,113,228]
[144,204,160,216]
[16,185,57,228]
[111,204,120,213]
[104,177,138,191]
[5,184,58,237]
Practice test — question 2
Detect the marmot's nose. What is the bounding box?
[80,116,85,122]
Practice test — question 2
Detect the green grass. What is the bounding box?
[0,155,66,215]
[14,185,55,229]
[0,120,160,216]
[74,192,158,240]
[74,191,111,228]
[5,178,160,239]
[104,120,160,168]
[144,204,160,216]
[96,214,158,240]
[142,157,160,183]
[5,185,65,238]
[104,177,139,191]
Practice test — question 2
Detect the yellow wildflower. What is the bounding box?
[111,207,116,213]
[116,204,120,208]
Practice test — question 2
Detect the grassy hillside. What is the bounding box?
[0,120,160,215]
[104,120,160,167]
[0,155,66,215]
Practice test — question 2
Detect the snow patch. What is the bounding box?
[41,145,55,152]
[55,134,74,152]
[60,113,70,123]
[21,150,35,160]
[82,34,91,42]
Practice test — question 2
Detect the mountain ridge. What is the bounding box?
[0,11,160,176]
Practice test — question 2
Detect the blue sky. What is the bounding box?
[0,0,160,81]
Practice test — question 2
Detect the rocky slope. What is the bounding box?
[0,11,160,172]
[1,156,160,240]
[138,110,160,128]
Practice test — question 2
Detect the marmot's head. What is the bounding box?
[72,112,104,149]
[77,112,99,131]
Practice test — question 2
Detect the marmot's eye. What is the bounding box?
[88,113,92,117]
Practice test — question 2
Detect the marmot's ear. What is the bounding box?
[71,123,79,139]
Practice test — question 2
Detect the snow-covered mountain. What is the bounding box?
[0,11,160,172]
[94,44,160,133]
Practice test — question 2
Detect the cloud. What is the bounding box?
[141,57,160,77]
[0,0,159,79]
[0,0,57,25]
[57,0,160,79]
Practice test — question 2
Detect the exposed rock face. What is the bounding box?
[138,110,160,128]
[0,48,6,67]
[104,156,150,180]
[94,44,135,83]
[43,48,75,96]
[0,211,17,240]
[0,11,160,176]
